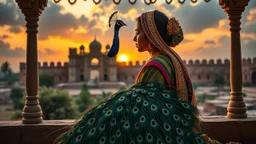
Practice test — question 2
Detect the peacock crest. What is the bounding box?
[108,11,118,27]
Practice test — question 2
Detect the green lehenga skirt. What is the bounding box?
[55,82,209,144]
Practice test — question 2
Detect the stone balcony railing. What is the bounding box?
[0,116,256,144]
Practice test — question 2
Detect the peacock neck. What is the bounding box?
[114,27,120,34]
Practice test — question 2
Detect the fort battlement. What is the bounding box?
[20,57,255,70]
[117,61,147,67]
[40,62,69,68]
[20,57,256,86]
[20,62,69,69]
[117,57,256,67]
[184,59,230,65]
[183,58,256,65]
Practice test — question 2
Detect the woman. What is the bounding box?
[55,10,222,144]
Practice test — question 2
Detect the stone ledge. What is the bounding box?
[201,115,256,122]
[0,116,256,144]
[200,116,256,144]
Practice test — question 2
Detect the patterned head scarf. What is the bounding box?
[139,10,195,104]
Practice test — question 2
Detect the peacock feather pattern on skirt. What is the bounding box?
[56,82,207,144]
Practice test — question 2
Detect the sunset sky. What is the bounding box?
[0,0,255,72]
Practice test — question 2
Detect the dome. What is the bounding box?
[89,39,101,51]
[106,44,110,50]
[80,45,85,50]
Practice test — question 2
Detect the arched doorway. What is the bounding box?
[90,58,100,81]
[90,70,99,81]
[252,72,256,86]
[91,58,99,66]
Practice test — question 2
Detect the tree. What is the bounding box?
[81,84,89,91]
[11,86,78,120]
[76,84,94,113]
[39,86,78,120]
[39,74,55,87]
[118,85,127,92]
[214,75,225,87]
[93,77,99,88]
[100,91,112,100]
[1,61,12,85]
[10,87,25,110]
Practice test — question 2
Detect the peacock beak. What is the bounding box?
[123,23,127,26]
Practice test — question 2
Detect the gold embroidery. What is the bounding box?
[167,17,180,35]
[140,11,193,102]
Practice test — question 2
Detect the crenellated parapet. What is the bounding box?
[40,62,68,68]
[21,58,255,70]
[117,60,147,67]
[242,58,256,65]
[20,62,69,69]
[184,57,255,66]
[116,57,255,68]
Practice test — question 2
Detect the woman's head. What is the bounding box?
[133,19,150,52]
[134,10,183,52]
[134,10,194,103]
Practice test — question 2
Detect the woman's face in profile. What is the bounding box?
[133,21,149,52]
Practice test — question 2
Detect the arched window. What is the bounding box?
[91,58,99,66]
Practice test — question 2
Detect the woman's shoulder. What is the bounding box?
[149,54,173,69]
[150,53,170,62]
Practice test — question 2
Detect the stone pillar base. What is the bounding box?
[22,95,43,124]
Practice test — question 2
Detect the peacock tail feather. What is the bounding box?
[56,82,207,144]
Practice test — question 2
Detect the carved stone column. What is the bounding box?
[219,0,250,118]
[16,0,47,124]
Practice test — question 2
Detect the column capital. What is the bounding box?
[16,0,47,13]
[219,0,250,13]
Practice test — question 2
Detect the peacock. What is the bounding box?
[107,11,127,57]
[55,82,209,144]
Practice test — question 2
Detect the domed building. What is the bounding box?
[89,38,102,56]
[68,37,118,82]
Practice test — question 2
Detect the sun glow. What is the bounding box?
[117,54,129,62]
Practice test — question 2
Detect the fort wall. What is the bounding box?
[20,62,69,85]
[20,58,256,86]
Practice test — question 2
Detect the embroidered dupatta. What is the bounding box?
[137,10,196,106]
